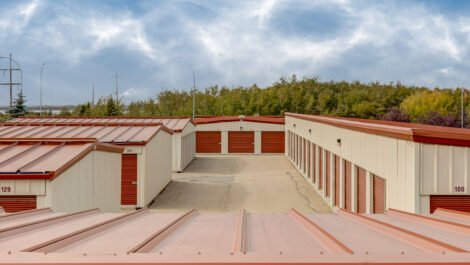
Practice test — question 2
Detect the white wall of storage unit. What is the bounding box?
[142,130,173,206]
[0,179,45,197]
[173,122,196,172]
[34,150,122,212]
[285,115,419,213]
[197,121,284,154]
[286,114,470,214]
[123,129,173,207]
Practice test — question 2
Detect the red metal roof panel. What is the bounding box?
[285,112,470,147]
[9,117,193,132]
[195,115,285,125]
[0,140,123,179]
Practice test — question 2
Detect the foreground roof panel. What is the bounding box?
[0,208,469,264]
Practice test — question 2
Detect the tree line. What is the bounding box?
[7,75,470,128]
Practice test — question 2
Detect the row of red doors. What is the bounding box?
[195,131,284,153]
[288,132,386,214]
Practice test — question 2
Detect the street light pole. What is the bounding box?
[462,86,465,128]
[40,63,46,116]
[191,68,196,120]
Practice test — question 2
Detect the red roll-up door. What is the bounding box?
[357,166,367,213]
[228,132,254,153]
[196,131,221,153]
[121,154,138,205]
[334,155,340,206]
[0,196,36,213]
[373,175,386,213]
[430,195,470,213]
[344,160,352,211]
[319,147,323,190]
[307,141,311,179]
[325,151,330,198]
[312,144,316,183]
[261,131,285,153]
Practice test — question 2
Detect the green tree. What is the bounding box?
[105,97,120,116]
[9,90,27,118]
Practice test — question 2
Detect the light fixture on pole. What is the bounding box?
[40,63,46,116]
[171,61,197,119]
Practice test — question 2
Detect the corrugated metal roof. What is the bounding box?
[286,112,470,147]
[0,124,173,145]
[195,115,285,125]
[0,140,123,179]
[10,117,194,132]
[0,207,469,263]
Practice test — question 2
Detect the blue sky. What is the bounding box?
[0,0,470,105]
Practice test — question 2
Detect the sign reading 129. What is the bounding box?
[1,186,11,192]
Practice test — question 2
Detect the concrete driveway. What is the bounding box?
[150,155,332,213]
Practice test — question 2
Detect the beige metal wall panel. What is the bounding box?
[0,180,45,196]
[420,143,470,196]
[45,150,121,212]
[93,151,121,212]
[142,130,172,206]
[180,132,195,171]
[173,123,196,172]
[221,131,228,154]
[172,133,180,172]
[196,121,284,132]
[254,131,261,154]
[286,116,419,213]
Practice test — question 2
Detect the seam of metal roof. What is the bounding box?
[0,208,100,240]
[23,208,149,253]
[338,210,467,253]
[231,209,247,254]
[0,208,53,222]
[17,143,66,173]
[289,209,353,254]
[128,208,198,254]
[0,143,41,169]
[387,208,470,235]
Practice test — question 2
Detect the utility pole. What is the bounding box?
[40,63,46,116]
[192,70,196,120]
[9,54,12,108]
[462,87,465,128]
[0,54,22,111]
[115,73,119,103]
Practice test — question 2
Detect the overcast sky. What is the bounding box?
[1,0,470,106]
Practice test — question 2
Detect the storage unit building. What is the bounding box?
[0,139,123,212]
[0,122,174,208]
[286,112,470,214]
[195,115,285,154]
[10,116,196,172]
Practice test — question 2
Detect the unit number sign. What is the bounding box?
[1,186,11,192]
[454,186,465,192]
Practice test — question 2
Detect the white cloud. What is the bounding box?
[19,0,39,22]
[2,0,470,105]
